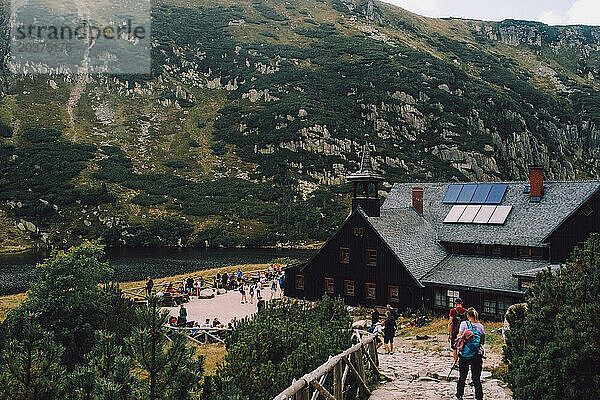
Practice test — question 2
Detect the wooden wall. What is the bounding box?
[284,210,422,309]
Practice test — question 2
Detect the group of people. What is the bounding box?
[368,304,398,354]
[367,299,485,400]
[238,269,285,305]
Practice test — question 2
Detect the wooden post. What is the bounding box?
[333,362,343,400]
[297,384,310,400]
[356,347,366,383]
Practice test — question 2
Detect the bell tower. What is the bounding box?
[346,143,384,217]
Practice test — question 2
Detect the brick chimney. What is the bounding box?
[529,166,544,200]
[412,187,424,214]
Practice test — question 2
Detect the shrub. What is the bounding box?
[504,234,600,399]
[131,194,168,206]
[23,127,62,143]
[162,160,189,169]
[217,296,353,400]
[0,124,13,138]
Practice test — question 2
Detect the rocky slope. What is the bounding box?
[1,0,600,250]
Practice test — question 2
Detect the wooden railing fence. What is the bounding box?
[274,330,385,400]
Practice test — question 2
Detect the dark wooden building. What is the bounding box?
[285,146,600,319]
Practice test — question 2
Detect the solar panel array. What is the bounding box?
[443,183,508,204]
[443,205,512,225]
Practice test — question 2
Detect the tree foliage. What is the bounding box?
[217,296,353,400]
[0,314,65,400]
[130,296,204,400]
[504,233,600,399]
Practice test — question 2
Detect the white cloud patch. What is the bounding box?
[540,0,600,26]
[387,0,443,16]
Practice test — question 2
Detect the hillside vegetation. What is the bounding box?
[1,0,600,249]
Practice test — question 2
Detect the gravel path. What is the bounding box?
[370,336,512,400]
[164,288,282,325]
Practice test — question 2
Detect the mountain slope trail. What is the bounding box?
[370,336,512,399]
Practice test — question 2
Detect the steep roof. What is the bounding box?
[422,256,550,294]
[363,208,447,281]
[346,143,384,182]
[513,265,562,279]
[382,181,600,247]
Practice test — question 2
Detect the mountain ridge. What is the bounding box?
[0,0,599,251]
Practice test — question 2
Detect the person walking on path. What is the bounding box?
[239,284,247,304]
[255,282,262,299]
[270,280,277,299]
[448,298,467,362]
[383,310,396,354]
[249,284,255,304]
[456,307,485,400]
[371,308,380,326]
[145,277,153,296]
[178,304,187,327]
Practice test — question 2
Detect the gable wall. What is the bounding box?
[285,211,422,309]
[547,191,600,263]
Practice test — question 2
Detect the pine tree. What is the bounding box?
[0,314,65,400]
[130,296,204,400]
[504,233,600,399]
[68,331,135,400]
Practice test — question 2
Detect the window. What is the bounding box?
[295,275,304,291]
[581,202,594,217]
[483,298,497,315]
[339,248,350,264]
[353,227,364,237]
[366,249,377,266]
[325,278,334,294]
[490,246,502,257]
[366,283,376,300]
[344,280,355,296]
[520,280,531,290]
[447,290,460,307]
[388,286,399,302]
[434,288,446,307]
[474,245,486,256]
[498,297,513,316]
[517,247,530,258]
[531,247,545,259]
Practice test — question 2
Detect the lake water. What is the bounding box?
[0,248,315,295]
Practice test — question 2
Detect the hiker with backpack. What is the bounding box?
[455,307,485,400]
[448,298,467,362]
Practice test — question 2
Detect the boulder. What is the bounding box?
[198,289,215,299]
[352,319,368,329]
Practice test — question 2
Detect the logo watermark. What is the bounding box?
[10,0,151,75]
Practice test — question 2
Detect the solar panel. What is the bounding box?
[485,184,508,204]
[458,205,482,223]
[444,205,467,223]
[472,205,497,224]
[471,184,492,203]
[488,206,512,224]
[443,184,463,204]
[456,184,477,203]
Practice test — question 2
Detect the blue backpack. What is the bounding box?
[460,321,482,359]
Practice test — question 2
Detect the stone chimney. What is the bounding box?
[529,166,544,201]
[412,187,424,214]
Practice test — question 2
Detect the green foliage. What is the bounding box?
[162,159,190,169]
[252,3,288,21]
[504,234,600,399]
[130,194,168,207]
[0,123,13,138]
[217,296,353,400]
[16,240,113,367]
[0,314,66,399]
[131,296,204,400]
[23,127,62,143]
